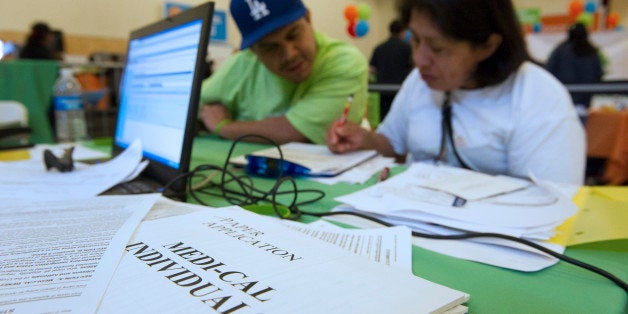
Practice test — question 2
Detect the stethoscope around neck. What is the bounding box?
[435,91,472,170]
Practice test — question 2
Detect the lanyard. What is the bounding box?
[435,92,471,170]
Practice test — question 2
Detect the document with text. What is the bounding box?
[0,140,144,200]
[0,194,158,313]
[334,163,579,271]
[280,219,412,272]
[98,204,468,313]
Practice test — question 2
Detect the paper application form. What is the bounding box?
[0,194,158,313]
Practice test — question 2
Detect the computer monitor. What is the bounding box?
[112,2,214,195]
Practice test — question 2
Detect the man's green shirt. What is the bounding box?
[200,32,368,144]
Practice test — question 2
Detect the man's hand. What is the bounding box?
[200,104,231,133]
[199,105,307,144]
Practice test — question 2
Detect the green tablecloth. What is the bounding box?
[188,135,627,313]
[0,60,59,143]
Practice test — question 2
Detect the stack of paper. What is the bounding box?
[334,163,580,271]
[0,195,159,313]
[1,195,470,313]
[230,142,379,178]
[0,140,146,200]
[97,202,469,313]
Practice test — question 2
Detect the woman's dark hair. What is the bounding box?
[568,23,598,57]
[397,0,530,87]
[28,22,51,44]
[389,20,404,34]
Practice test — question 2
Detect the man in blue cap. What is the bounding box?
[199,0,368,144]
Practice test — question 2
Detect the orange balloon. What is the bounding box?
[344,5,358,22]
[168,6,183,17]
[569,0,584,18]
[607,12,620,29]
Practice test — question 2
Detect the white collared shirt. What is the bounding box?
[377,62,585,185]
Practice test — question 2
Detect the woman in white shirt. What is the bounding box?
[326,0,585,185]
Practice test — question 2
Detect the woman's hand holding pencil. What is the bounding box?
[326,94,368,153]
[338,95,353,126]
[326,94,397,158]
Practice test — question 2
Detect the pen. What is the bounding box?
[377,167,390,182]
[338,95,353,126]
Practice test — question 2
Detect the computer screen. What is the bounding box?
[114,19,203,169]
[111,2,213,195]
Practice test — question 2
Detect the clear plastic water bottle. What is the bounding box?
[53,68,87,142]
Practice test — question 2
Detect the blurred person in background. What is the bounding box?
[546,22,604,110]
[19,22,56,60]
[50,30,66,61]
[370,19,413,120]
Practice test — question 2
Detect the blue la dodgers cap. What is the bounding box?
[230,0,307,49]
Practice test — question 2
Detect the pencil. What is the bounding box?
[378,167,390,182]
[338,95,353,126]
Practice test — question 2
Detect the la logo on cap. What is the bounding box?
[245,0,270,21]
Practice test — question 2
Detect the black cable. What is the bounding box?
[162,134,324,213]
[302,210,628,294]
[161,135,628,294]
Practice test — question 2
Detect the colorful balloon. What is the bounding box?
[347,22,357,37]
[568,0,584,18]
[584,1,596,13]
[533,22,543,33]
[344,5,358,23]
[576,12,594,27]
[357,3,371,20]
[355,20,369,37]
[607,12,621,29]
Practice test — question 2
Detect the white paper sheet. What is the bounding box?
[97,204,468,313]
[279,219,412,271]
[326,207,563,272]
[28,143,110,162]
[121,159,149,183]
[411,237,561,272]
[336,163,578,229]
[0,194,158,313]
[311,156,396,185]
[413,164,530,200]
[230,142,378,176]
[0,139,143,200]
[146,198,412,271]
[332,163,579,271]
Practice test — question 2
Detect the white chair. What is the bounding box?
[0,100,29,128]
[0,100,31,148]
